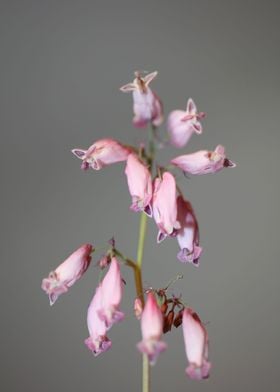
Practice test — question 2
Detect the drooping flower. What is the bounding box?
[120,71,163,128]
[167,98,205,148]
[176,196,202,266]
[171,145,236,175]
[137,292,167,365]
[182,308,211,380]
[72,138,130,170]
[125,153,153,216]
[152,172,181,243]
[85,284,112,356]
[98,257,125,329]
[41,244,92,306]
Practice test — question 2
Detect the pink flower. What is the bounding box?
[152,172,181,243]
[176,196,202,266]
[41,244,92,306]
[98,257,125,329]
[171,145,236,175]
[120,71,163,128]
[167,98,205,148]
[72,138,130,170]
[182,308,211,380]
[125,154,153,216]
[85,285,112,356]
[137,292,167,365]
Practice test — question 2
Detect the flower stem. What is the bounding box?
[136,211,150,392]
[137,212,148,270]
[143,353,150,392]
[137,125,156,392]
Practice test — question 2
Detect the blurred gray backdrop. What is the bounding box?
[1,0,279,391]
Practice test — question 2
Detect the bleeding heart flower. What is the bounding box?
[176,196,202,266]
[125,153,153,216]
[72,138,130,170]
[85,284,112,356]
[120,71,163,128]
[182,308,211,380]
[137,292,167,365]
[98,257,125,330]
[41,244,93,305]
[171,145,236,175]
[167,98,205,148]
[152,172,180,243]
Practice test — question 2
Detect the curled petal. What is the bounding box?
[137,339,167,366]
[84,335,112,357]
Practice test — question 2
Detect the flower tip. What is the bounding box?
[71,149,86,159]
[224,159,236,168]
[49,292,58,306]
[186,361,211,380]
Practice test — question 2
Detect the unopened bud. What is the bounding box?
[161,302,168,314]
[134,297,143,320]
[173,310,183,328]
[98,255,110,269]
[163,310,174,333]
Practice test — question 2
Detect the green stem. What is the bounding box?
[137,212,148,270]
[143,353,150,392]
[136,212,150,392]
[137,124,156,392]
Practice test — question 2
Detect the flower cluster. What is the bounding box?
[42,70,235,383]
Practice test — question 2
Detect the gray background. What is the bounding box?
[1,0,279,391]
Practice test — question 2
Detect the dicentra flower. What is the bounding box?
[125,153,153,216]
[120,71,163,128]
[85,284,112,356]
[182,308,211,380]
[152,172,180,243]
[171,145,236,175]
[72,138,130,170]
[176,196,202,266]
[137,292,167,365]
[167,98,205,148]
[98,257,125,329]
[41,244,92,305]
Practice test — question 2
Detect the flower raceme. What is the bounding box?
[176,196,202,266]
[120,71,163,128]
[41,244,93,306]
[182,308,211,380]
[167,98,205,148]
[171,145,236,175]
[72,138,130,170]
[152,172,181,243]
[125,153,153,216]
[43,70,236,384]
[137,292,167,365]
